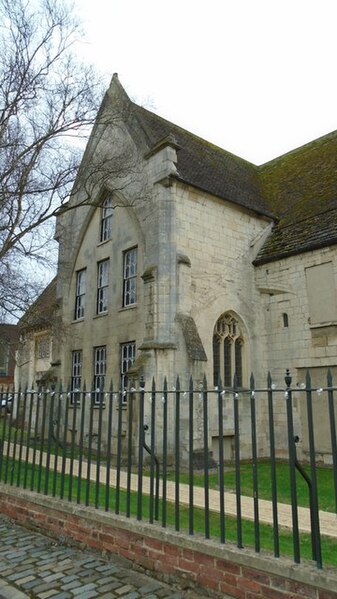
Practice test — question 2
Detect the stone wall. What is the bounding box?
[0,485,336,599]
[174,183,271,385]
[255,246,337,380]
[255,246,337,462]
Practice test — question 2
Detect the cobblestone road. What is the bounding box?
[0,516,210,599]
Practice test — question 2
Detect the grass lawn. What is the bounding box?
[1,418,335,513]
[0,455,336,569]
[165,461,337,513]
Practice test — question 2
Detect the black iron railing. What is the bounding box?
[0,370,337,569]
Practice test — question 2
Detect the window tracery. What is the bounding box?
[213,313,244,387]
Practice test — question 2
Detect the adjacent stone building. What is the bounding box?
[0,324,19,388]
[16,75,337,462]
[15,278,59,388]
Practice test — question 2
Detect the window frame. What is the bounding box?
[93,345,106,405]
[120,341,136,404]
[97,259,109,315]
[213,313,245,388]
[123,247,137,307]
[100,196,113,243]
[305,262,337,325]
[36,336,50,360]
[71,350,82,404]
[74,269,86,320]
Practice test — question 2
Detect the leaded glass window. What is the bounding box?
[213,313,245,387]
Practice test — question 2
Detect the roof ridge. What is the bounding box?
[259,129,337,169]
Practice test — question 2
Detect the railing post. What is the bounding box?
[162,377,168,528]
[30,386,39,491]
[4,387,14,485]
[327,369,337,515]
[60,385,69,500]
[267,372,279,557]
[44,386,56,496]
[233,373,243,548]
[148,377,159,523]
[24,386,34,490]
[250,372,260,553]
[115,385,123,515]
[95,384,104,509]
[126,383,134,518]
[285,369,300,563]
[188,375,194,535]
[52,383,63,498]
[105,380,114,512]
[0,387,7,481]
[10,387,21,486]
[76,382,86,504]
[142,386,160,524]
[17,385,28,488]
[202,374,210,539]
[305,370,322,567]
[137,378,145,521]
[85,382,94,506]
[175,376,180,532]
[67,386,76,502]
[217,376,225,544]
[37,385,48,493]
[149,378,156,523]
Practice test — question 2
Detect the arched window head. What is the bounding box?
[213,313,245,388]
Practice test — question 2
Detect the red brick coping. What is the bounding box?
[0,484,336,599]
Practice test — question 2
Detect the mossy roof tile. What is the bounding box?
[254,208,337,265]
[130,101,337,263]
[131,103,273,218]
[255,130,337,262]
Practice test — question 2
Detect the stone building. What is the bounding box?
[0,324,19,388]
[15,278,59,388]
[16,75,337,462]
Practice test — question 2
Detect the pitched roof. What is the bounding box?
[120,78,337,265]
[19,277,57,331]
[254,130,337,264]
[129,102,274,219]
[105,76,337,265]
[254,207,337,264]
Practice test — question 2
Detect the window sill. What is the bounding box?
[72,318,84,324]
[309,321,337,329]
[118,304,137,312]
[97,238,111,247]
[93,312,108,319]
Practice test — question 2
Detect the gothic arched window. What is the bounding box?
[213,313,245,388]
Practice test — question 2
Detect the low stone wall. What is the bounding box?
[0,484,336,599]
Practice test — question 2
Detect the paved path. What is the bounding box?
[0,515,213,599]
[3,442,337,539]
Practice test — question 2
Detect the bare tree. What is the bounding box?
[0,0,105,319]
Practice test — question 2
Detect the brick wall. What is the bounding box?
[0,485,336,599]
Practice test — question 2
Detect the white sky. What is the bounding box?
[72,0,337,165]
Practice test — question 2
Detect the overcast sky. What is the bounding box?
[73,0,337,165]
